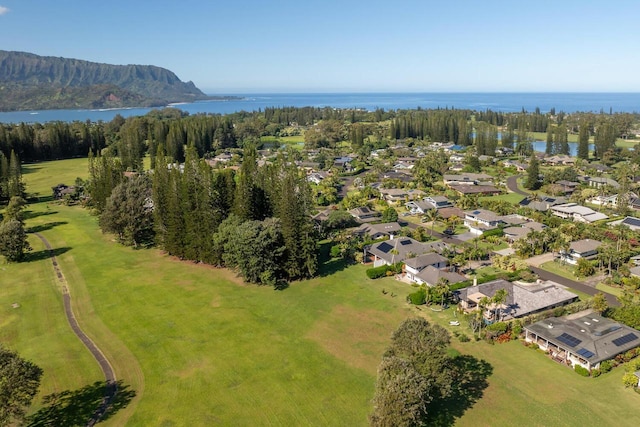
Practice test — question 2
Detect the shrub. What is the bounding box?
[407,287,427,305]
[591,369,601,378]
[455,332,470,343]
[486,322,508,334]
[574,365,590,377]
[366,266,388,279]
[600,360,613,373]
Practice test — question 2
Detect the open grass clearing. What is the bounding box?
[596,282,624,297]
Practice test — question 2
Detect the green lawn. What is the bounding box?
[8,158,640,425]
[596,282,624,297]
[22,158,89,199]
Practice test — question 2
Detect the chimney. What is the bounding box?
[473,276,477,287]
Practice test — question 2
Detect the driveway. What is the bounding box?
[506,175,529,196]
[524,253,555,267]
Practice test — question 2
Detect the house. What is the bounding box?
[524,312,640,371]
[544,155,576,166]
[306,171,329,185]
[550,203,609,223]
[354,222,402,240]
[450,184,501,196]
[379,188,425,204]
[586,176,620,190]
[412,266,467,287]
[333,156,354,172]
[503,221,546,242]
[380,170,414,183]
[404,253,449,282]
[559,239,602,265]
[519,196,568,212]
[458,279,579,321]
[610,216,640,232]
[366,237,437,267]
[405,196,453,214]
[464,209,505,235]
[555,180,580,195]
[349,206,381,223]
[443,173,493,186]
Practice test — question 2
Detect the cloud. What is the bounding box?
[0,6,9,16]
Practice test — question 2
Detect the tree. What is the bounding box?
[381,207,398,223]
[0,345,43,426]
[3,196,27,224]
[424,208,441,237]
[99,175,154,247]
[592,292,608,314]
[435,278,450,308]
[492,288,508,321]
[577,124,590,160]
[525,154,540,190]
[371,318,454,427]
[0,220,31,262]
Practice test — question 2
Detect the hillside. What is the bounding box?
[0,50,210,111]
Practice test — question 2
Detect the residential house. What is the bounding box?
[349,206,382,223]
[458,279,579,321]
[366,237,439,267]
[559,239,602,265]
[405,196,453,214]
[450,185,501,196]
[609,216,640,232]
[52,184,76,200]
[306,171,330,185]
[333,156,354,172]
[519,196,568,212]
[554,180,580,195]
[585,176,620,190]
[379,188,425,204]
[551,203,609,223]
[354,222,401,240]
[413,266,467,287]
[443,173,493,186]
[404,253,449,282]
[544,155,576,166]
[524,312,640,371]
[503,221,546,243]
[464,209,506,235]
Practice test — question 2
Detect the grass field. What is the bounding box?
[5,158,639,425]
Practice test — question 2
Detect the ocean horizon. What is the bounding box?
[0,92,639,124]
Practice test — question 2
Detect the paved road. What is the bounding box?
[35,233,118,426]
[530,266,619,307]
[399,220,464,245]
[506,175,529,196]
[338,170,367,198]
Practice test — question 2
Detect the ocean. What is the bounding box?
[0,92,639,124]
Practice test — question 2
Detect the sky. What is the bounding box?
[1,0,639,94]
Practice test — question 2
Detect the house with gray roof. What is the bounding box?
[464,209,506,235]
[404,253,449,283]
[457,279,578,322]
[559,239,602,265]
[366,237,450,268]
[610,216,640,231]
[354,222,401,240]
[349,206,381,223]
[551,203,609,223]
[519,196,568,212]
[413,266,467,287]
[525,312,640,371]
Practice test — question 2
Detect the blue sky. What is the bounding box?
[1,0,639,93]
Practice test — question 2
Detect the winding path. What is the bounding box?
[506,175,529,196]
[35,232,117,426]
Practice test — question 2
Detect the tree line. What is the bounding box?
[90,145,318,286]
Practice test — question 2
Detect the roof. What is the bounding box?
[367,237,434,264]
[458,279,578,319]
[525,312,640,364]
[451,184,501,195]
[465,209,504,223]
[404,252,448,270]
[356,222,401,237]
[570,239,602,254]
[416,266,467,286]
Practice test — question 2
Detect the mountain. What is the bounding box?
[0,50,211,111]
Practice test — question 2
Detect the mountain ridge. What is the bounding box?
[0,50,213,111]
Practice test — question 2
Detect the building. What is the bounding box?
[464,209,506,235]
[349,206,381,223]
[405,196,453,214]
[404,253,449,283]
[354,222,401,240]
[610,216,640,232]
[550,203,609,223]
[559,239,602,265]
[366,237,450,267]
[458,279,579,322]
[524,312,640,371]
[412,266,467,287]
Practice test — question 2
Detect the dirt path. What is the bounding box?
[35,232,117,426]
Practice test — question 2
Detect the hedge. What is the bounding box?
[366,262,402,279]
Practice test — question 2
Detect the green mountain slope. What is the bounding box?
[0,50,209,111]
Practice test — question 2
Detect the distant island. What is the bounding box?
[0,50,238,111]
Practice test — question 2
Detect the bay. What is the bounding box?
[0,92,639,124]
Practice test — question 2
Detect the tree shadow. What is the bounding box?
[428,355,493,427]
[23,209,59,220]
[28,221,68,233]
[27,380,136,427]
[316,241,351,277]
[24,247,71,262]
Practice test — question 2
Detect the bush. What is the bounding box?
[455,332,471,343]
[574,365,590,377]
[600,360,613,373]
[366,266,389,279]
[591,369,601,377]
[407,287,427,305]
[486,322,508,334]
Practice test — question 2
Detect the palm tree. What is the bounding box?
[492,289,508,321]
[435,278,450,308]
[424,208,442,237]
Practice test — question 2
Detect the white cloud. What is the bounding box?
[0,6,9,16]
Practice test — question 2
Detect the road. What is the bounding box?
[506,175,529,196]
[35,232,118,426]
[399,220,465,245]
[530,266,619,307]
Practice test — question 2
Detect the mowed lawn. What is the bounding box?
[12,158,640,425]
